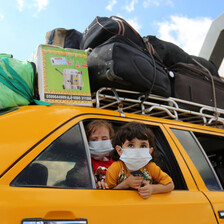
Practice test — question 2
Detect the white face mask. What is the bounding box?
[120,148,152,171]
[89,140,113,157]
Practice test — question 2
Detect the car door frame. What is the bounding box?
[164,123,224,223]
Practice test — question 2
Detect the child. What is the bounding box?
[105,122,174,199]
[86,119,114,189]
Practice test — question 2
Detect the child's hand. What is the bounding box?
[97,181,109,189]
[137,180,153,199]
[126,175,144,189]
[138,181,175,199]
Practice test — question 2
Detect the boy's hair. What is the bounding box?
[110,122,155,161]
[86,119,114,141]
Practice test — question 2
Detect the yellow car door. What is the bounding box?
[0,112,218,224]
[166,124,224,224]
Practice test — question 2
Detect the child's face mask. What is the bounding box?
[120,148,152,171]
[89,140,113,158]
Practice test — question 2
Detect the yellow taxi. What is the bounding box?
[0,88,224,224]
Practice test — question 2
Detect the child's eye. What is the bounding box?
[90,138,97,141]
[128,143,134,148]
[141,144,148,148]
[102,137,109,141]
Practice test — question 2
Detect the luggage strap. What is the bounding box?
[192,58,219,121]
[110,16,143,40]
[0,58,50,106]
[48,29,55,45]
[140,40,157,103]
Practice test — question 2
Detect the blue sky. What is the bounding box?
[0,0,224,74]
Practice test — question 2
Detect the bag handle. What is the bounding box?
[111,16,160,61]
[110,16,143,40]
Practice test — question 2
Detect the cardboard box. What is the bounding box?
[36,45,92,106]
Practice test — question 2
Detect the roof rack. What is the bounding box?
[92,87,224,128]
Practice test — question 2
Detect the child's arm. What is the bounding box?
[113,175,144,189]
[138,180,174,199]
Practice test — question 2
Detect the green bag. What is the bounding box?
[0,56,50,109]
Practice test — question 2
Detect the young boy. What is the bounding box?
[105,122,174,199]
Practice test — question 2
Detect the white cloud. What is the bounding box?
[0,14,4,21]
[34,0,49,12]
[124,0,138,12]
[106,0,117,11]
[143,0,174,8]
[17,0,25,11]
[16,0,49,13]
[126,17,142,32]
[156,15,212,56]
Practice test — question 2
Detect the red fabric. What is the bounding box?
[92,157,114,181]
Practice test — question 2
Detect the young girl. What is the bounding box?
[105,121,174,199]
[86,119,114,189]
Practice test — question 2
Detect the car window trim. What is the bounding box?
[153,127,188,190]
[190,131,223,190]
[79,121,96,188]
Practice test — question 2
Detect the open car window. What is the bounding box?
[171,129,223,191]
[83,119,187,190]
[193,131,224,190]
[11,123,94,189]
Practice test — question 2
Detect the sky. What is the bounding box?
[0,0,224,75]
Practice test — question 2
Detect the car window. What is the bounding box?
[193,132,224,189]
[83,119,187,190]
[11,123,93,189]
[171,129,222,191]
[152,127,187,190]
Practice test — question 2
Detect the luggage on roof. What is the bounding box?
[170,62,224,109]
[0,55,39,110]
[87,35,171,97]
[45,28,82,49]
[80,16,146,50]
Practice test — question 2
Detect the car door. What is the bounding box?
[0,114,218,224]
[165,124,224,224]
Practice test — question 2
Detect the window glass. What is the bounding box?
[171,129,221,191]
[11,124,93,189]
[152,127,187,190]
[194,132,224,189]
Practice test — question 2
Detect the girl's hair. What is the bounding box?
[86,119,114,140]
[110,122,155,161]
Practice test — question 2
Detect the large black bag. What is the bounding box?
[45,28,82,49]
[145,35,220,78]
[80,16,146,51]
[170,62,224,109]
[87,35,171,97]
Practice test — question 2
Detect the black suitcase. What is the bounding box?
[170,62,224,109]
[87,35,171,97]
[80,16,146,50]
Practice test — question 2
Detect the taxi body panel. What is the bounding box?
[0,105,224,223]
[0,186,218,224]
